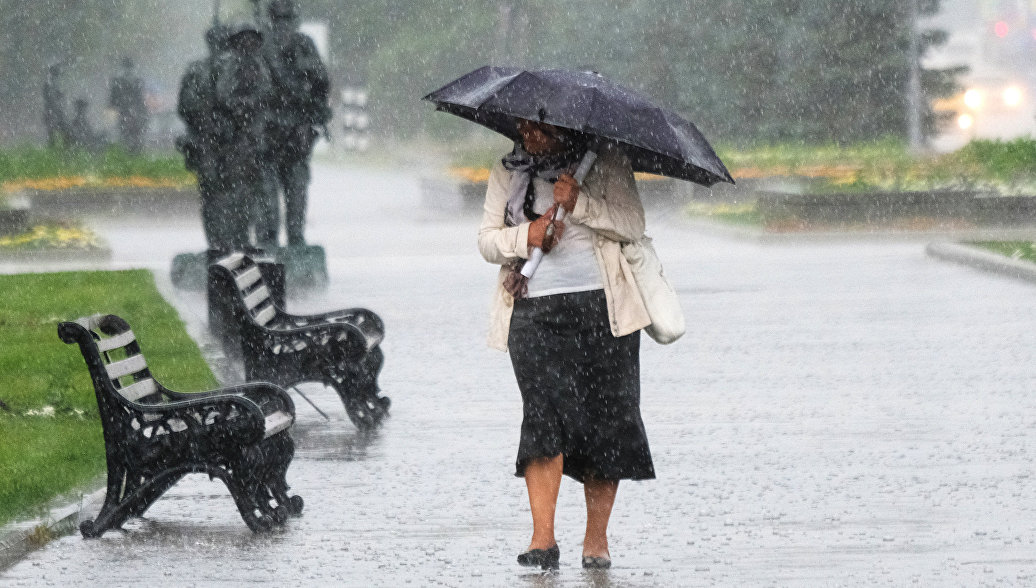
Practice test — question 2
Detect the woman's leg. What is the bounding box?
[524,454,564,550]
[583,478,619,558]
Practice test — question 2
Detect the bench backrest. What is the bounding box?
[213,253,278,327]
[71,314,162,404]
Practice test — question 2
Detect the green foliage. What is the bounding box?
[365,5,499,138]
[0,146,190,184]
[941,139,1036,184]
[2,1,963,146]
[715,139,914,173]
[713,137,1036,192]
[305,0,959,145]
[0,269,217,526]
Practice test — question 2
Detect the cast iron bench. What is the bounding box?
[59,314,303,537]
[208,252,390,429]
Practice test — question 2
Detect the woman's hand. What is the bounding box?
[554,173,579,213]
[528,204,565,253]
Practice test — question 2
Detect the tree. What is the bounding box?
[0,1,962,146]
[764,0,958,143]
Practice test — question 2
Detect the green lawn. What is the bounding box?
[0,270,216,526]
[0,145,189,185]
[972,241,1036,263]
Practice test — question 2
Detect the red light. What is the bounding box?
[994,21,1009,37]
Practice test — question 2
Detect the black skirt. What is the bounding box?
[508,289,655,483]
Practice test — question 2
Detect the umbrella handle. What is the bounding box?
[572,150,598,184]
[520,149,597,279]
[521,209,564,278]
[520,208,565,279]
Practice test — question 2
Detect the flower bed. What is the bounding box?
[0,147,197,216]
[2,175,193,194]
[0,222,109,259]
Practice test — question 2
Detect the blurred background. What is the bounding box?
[0,0,1034,152]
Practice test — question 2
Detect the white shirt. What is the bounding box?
[525,176,604,297]
[478,146,651,350]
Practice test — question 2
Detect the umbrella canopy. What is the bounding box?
[423,66,734,187]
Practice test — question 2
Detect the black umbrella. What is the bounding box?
[423,65,734,187]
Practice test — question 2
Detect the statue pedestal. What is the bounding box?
[171,245,328,292]
[276,244,328,290]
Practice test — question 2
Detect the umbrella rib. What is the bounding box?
[582,87,600,133]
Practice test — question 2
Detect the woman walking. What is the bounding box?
[478,118,655,570]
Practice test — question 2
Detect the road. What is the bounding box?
[3,160,1036,586]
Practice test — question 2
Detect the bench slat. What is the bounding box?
[264,411,293,438]
[118,378,158,402]
[217,252,246,271]
[243,285,271,311]
[235,266,263,290]
[105,354,148,380]
[253,305,276,326]
[96,330,136,353]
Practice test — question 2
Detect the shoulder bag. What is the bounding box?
[621,236,685,344]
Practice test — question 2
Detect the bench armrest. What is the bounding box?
[276,308,384,350]
[262,320,374,357]
[163,381,293,414]
[223,381,295,417]
[132,392,270,445]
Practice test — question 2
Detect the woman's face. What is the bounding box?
[517,120,567,155]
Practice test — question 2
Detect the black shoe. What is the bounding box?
[581,555,611,570]
[517,544,560,569]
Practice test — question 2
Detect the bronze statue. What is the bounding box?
[43,63,69,148]
[108,57,149,153]
[262,0,330,246]
[212,22,275,249]
[178,24,234,248]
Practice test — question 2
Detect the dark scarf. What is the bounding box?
[500,141,584,226]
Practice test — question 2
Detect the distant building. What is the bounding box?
[925,0,1036,149]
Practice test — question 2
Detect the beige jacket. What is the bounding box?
[477,145,651,351]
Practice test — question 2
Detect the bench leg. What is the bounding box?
[80,466,189,538]
[262,433,304,517]
[325,346,390,430]
[269,478,304,517]
[209,434,302,532]
[213,465,276,533]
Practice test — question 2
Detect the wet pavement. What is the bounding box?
[3,161,1036,586]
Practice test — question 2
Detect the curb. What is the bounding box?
[0,489,105,571]
[20,187,199,218]
[684,216,1036,243]
[0,246,112,262]
[926,241,1036,284]
[681,216,956,243]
